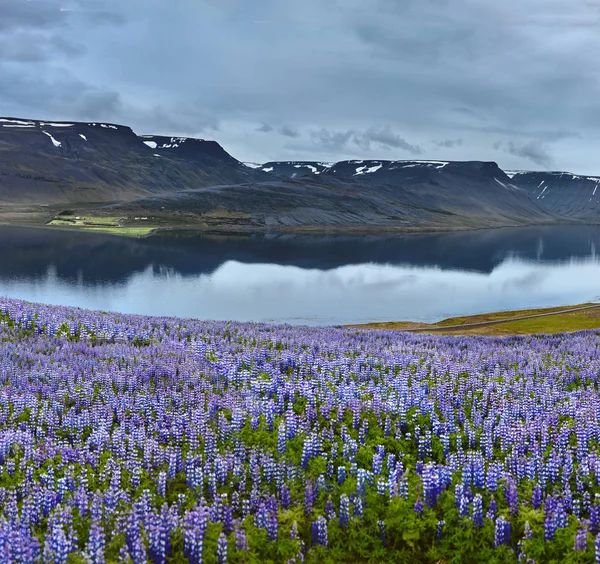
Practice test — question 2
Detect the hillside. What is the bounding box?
[509,171,600,218]
[1,296,600,562]
[106,160,558,232]
[1,116,593,233]
[0,117,269,204]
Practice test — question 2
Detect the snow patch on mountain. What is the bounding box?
[354,163,383,175]
[0,118,35,125]
[41,131,61,148]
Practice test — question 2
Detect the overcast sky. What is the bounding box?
[2,0,600,172]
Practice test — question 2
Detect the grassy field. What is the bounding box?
[351,303,600,336]
[47,215,155,236]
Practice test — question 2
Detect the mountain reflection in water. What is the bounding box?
[0,224,599,325]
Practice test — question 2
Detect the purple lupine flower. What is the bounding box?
[353,496,364,519]
[595,533,600,564]
[339,494,351,528]
[86,520,105,564]
[234,524,248,552]
[454,484,463,509]
[592,504,600,534]
[183,504,209,564]
[290,521,300,541]
[378,520,386,546]
[574,527,588,552]
[325,497,336,521]
[217,532,228,564]
[281,485,291,510]
[277,422,286,455]
[44,524,71,564]
[487,496,497,521]
[432,518,443,542]
[399,473,409,500]
[505,478,519,516]
[473,494,483,528]
[312,516,328,548]
[495,516,509,548]
[414,497,424,515]
[545,510,557,542]
[531,485,542,510]
[157,471,167,498]
[267,510,278,541]
[304,481,315,517]
[459,491,470,519]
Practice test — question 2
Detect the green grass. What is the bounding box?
[79,227,155,236]
[351,303,600,336]
[47,215,155,237]
[489,314,600,334]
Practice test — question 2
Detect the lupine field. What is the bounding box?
[2,298,600,562]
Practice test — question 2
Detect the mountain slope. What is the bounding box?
[0,117,269,204]
[0,116,582,233]
[509,171,600,218]
[105,161,558,232]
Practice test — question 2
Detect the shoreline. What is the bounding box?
[0,209,591,239]
[349,302,600,336]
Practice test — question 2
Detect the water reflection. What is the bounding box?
[0,224,599,324]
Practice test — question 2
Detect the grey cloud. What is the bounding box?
[0,33,86,62]
[131,105,220,136]
[355,126,422,155]
[0,0,67,31]
[310,129,355,152]
[278,125,299,138]
[310,127,421,156]
[435,139,463,148]
[0,0,125,31]
[2,0,600,172]
[499,140,553,168]
[0,61,123,120]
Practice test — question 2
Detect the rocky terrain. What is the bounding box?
[0,117,269,204]
[507,171,600,219]
[1,116,598,233]
[106,160,556,232]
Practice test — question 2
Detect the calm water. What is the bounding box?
[0,224,599,325]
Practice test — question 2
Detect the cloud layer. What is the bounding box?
[1,0,600,171]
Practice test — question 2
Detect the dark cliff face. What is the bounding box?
[0,117,269,204]
[510,171,600,219]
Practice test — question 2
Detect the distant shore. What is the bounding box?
[0,202,586,238]
[349,303,600,336]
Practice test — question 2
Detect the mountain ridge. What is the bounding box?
[1,116,597,233]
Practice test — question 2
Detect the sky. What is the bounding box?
[1,0,600,172]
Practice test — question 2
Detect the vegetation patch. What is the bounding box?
[47,215,156,236]
[354,303,600,336]
[1,296,600,562]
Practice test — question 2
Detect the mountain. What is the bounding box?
[0,116,587,233]
[0,117,269,204]
[106,160,557,232]
[508,171,600,219]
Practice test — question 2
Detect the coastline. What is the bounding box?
[0,202,589,239]
[348,303,600,336]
